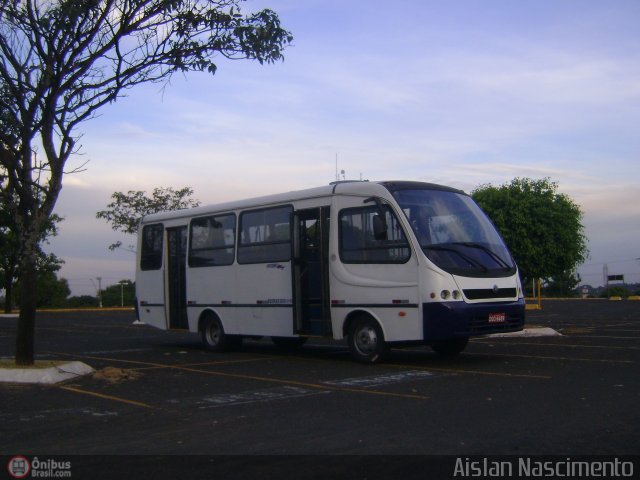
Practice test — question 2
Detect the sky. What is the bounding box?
[45,0,640,295]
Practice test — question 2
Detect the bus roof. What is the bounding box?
[140,180,465,224]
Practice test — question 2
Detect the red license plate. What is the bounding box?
[488,312,506,323]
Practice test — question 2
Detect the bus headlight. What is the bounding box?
[439,290,461,300]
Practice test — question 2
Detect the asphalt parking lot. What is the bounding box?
[1,299,639,478]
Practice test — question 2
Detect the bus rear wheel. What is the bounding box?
[348,317,388,363]
[201,314,240,352]
[431,337,468,356]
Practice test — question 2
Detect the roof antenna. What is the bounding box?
[335,153,346,180]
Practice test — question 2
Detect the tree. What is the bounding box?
[543,270,582,298]
[99,279,135,307]
[15,270,70,308]
[66,294,98,308]
[471,178,588,286]
[0,0,292,365]
[600,285,630,299]
[96,187,200,251]
[0,205,64,313]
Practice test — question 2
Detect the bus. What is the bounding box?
[135,180,525,363]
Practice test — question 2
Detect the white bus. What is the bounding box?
[135,180,525,363]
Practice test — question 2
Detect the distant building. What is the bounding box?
[577,283,640,298]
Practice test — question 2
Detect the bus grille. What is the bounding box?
[463,288,517,300]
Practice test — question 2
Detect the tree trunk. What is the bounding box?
[15,242,38,365]
[4,266,16,314]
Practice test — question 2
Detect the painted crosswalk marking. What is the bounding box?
[323,370,436,388]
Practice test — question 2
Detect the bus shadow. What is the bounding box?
[147,337,510,370]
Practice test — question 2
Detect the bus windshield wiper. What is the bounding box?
[423,245,488,272]
[451,242,512,270]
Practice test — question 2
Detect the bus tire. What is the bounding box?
[200,314,231,352]
[431,337,469,356]
[271,336,307,351]
[348,316,388,363]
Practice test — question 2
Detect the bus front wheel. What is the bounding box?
[431,337,469,356]
[348,317,388,363]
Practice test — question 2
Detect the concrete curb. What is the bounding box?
[0,361,94,384]
[487,327,562,338]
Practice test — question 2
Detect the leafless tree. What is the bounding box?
[0,0,292,364]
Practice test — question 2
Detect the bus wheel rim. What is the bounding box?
[207,324,220,345]
[355,326,377,355]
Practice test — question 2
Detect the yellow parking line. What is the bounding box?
[50,350,547,382]
[300,345,555,378]
[170,364,431,401]
[58,386,156,409]
[473,341,640,350]
[50,352,430,401]
[568,335,640,340]
[131,356,276,371]
[49,353,277,371]
[464,352,633,364]
[37,327,90,334]
[336,388,429,400]
[46,352,170,368]
[594,327,640,332]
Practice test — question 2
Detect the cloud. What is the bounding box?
[37,0,640,292]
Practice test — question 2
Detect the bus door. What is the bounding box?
[331,196,421,343]
[293,207,332,336]
[136,223,166,329]
[166,226,189,330]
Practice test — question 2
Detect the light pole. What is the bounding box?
[96,277,103,308]
[118,281,128,307]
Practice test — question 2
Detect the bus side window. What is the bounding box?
[238,206,292,264]
[339,206,410,264]
[140,224,164,271]
[189,214,236,267]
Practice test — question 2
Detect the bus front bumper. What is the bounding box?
[423,299,525,342]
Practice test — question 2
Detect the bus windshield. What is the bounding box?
[389,188,516,277]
